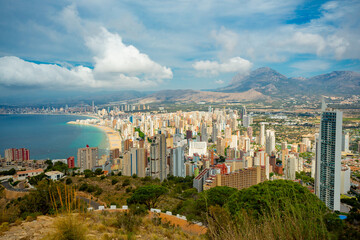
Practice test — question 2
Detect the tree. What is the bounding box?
[84,170,94,178]
[65,178,72,185]
[94,168,103,176]
[127,185,168,209]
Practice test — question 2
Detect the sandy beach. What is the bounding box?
[68,121,122,150]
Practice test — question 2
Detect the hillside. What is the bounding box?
[214,67,360,97]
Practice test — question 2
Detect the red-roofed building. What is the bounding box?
[13,169,43,181]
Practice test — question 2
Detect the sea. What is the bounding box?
[0,114,109,162]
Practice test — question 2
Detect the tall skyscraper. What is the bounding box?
[342,133,349,153]
[265,130,275,155]
[243,115,252,128]
[150,133,167,181]
[77,146,98,171]
[315,101,343,211]
[170,146,185,177]
[124,147,146,177]
[259,122,266,146]
[212,123,218,143]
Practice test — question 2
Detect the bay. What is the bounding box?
[0,114,109,162]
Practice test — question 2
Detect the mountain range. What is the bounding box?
[1,68,359,106]
[214,67,360,97]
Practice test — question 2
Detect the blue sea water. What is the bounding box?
[0,114,109,161]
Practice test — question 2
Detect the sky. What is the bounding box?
[0,0,359,97]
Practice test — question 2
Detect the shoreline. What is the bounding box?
[68,121,121,151]
[0,112,100,120]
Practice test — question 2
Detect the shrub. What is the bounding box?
[79,183,88,192]
[48,215,87,240]
[100,175,106,180]
[114,211,142,233]
[111,179,118,185]
[122,179,130,187]
[65,178,72,185]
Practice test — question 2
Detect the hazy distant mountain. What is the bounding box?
[214,67,360,97]
[137,89,268,104]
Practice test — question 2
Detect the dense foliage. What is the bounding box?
[0,168,16,176]
[127,185,168,209]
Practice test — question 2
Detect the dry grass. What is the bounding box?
[46,214,87,240]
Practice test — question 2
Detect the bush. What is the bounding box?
[114,211,142,233]
[100,175,106,180]
[65,178,72,185]
[48,215,87,240]
[126,187,133,193]
[122,179,130,187]
[79,183,88,192]
[111,179,118,185]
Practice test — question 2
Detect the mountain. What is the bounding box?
[214,67,360,97]
[137,89,269,104]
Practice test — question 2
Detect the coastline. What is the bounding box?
[68,121,121,150]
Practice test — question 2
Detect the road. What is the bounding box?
[77,196,101,209]
[1,181,29,192]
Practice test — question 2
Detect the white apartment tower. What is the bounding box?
[265,130,276,155]
[259,122,266,146]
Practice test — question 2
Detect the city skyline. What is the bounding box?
[0,0,360,100]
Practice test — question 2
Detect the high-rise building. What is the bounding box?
[5,148,30,162]
[265,130,275,155]
[342,133,349,153]
[340,166,351,194]
[170,146,185,177]
[123,148,146,177]
[77,146,98,171]
[67,156,75,169]
[150,134,167,181]
[212,123,218,143]
[110,148,120,160]
[200,122,208,142]
[247,126,253,140]
[285,155,296,180]
[315,101,342,211]
[241,106,247,120]
[259,122,266,146]
[243,115,252,128]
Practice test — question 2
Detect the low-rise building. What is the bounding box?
[45,171,64,181]
[13,169,44,181]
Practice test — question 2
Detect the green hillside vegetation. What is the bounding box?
[2,174,360,239]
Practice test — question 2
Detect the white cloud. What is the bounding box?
[87,27,172,80]
[0,56,94,88]
[0,22,172,89]
[0,27,172,89]
[215,80,224,84]
[193,57,252,75]
[211,27,239,58]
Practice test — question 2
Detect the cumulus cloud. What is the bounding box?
[193,57,252,75]
[211,27,239,58]
[0,28,172,89]
[87,28,172,80]
[0,56,161,89]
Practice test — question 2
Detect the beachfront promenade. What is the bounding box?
[67,121,122,150]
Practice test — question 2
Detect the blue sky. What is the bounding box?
[0,0,359,94]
